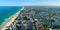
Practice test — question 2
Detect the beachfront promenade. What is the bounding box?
[0,10,20,30]
[0,7,24,30]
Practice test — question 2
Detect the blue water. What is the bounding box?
[0,6,22,26]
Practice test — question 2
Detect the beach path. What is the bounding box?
[0,11,20,30]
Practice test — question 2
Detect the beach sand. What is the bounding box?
[0,7,24,30]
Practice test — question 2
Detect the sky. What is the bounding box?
[0,0,60,6]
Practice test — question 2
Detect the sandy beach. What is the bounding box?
[0,7,24,30]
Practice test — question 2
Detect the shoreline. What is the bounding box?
[0,7,24,30]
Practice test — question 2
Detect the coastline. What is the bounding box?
[0,7,24,30]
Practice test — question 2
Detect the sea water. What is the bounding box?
[0,6,22,26]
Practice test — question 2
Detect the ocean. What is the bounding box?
[0,6,22,26]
